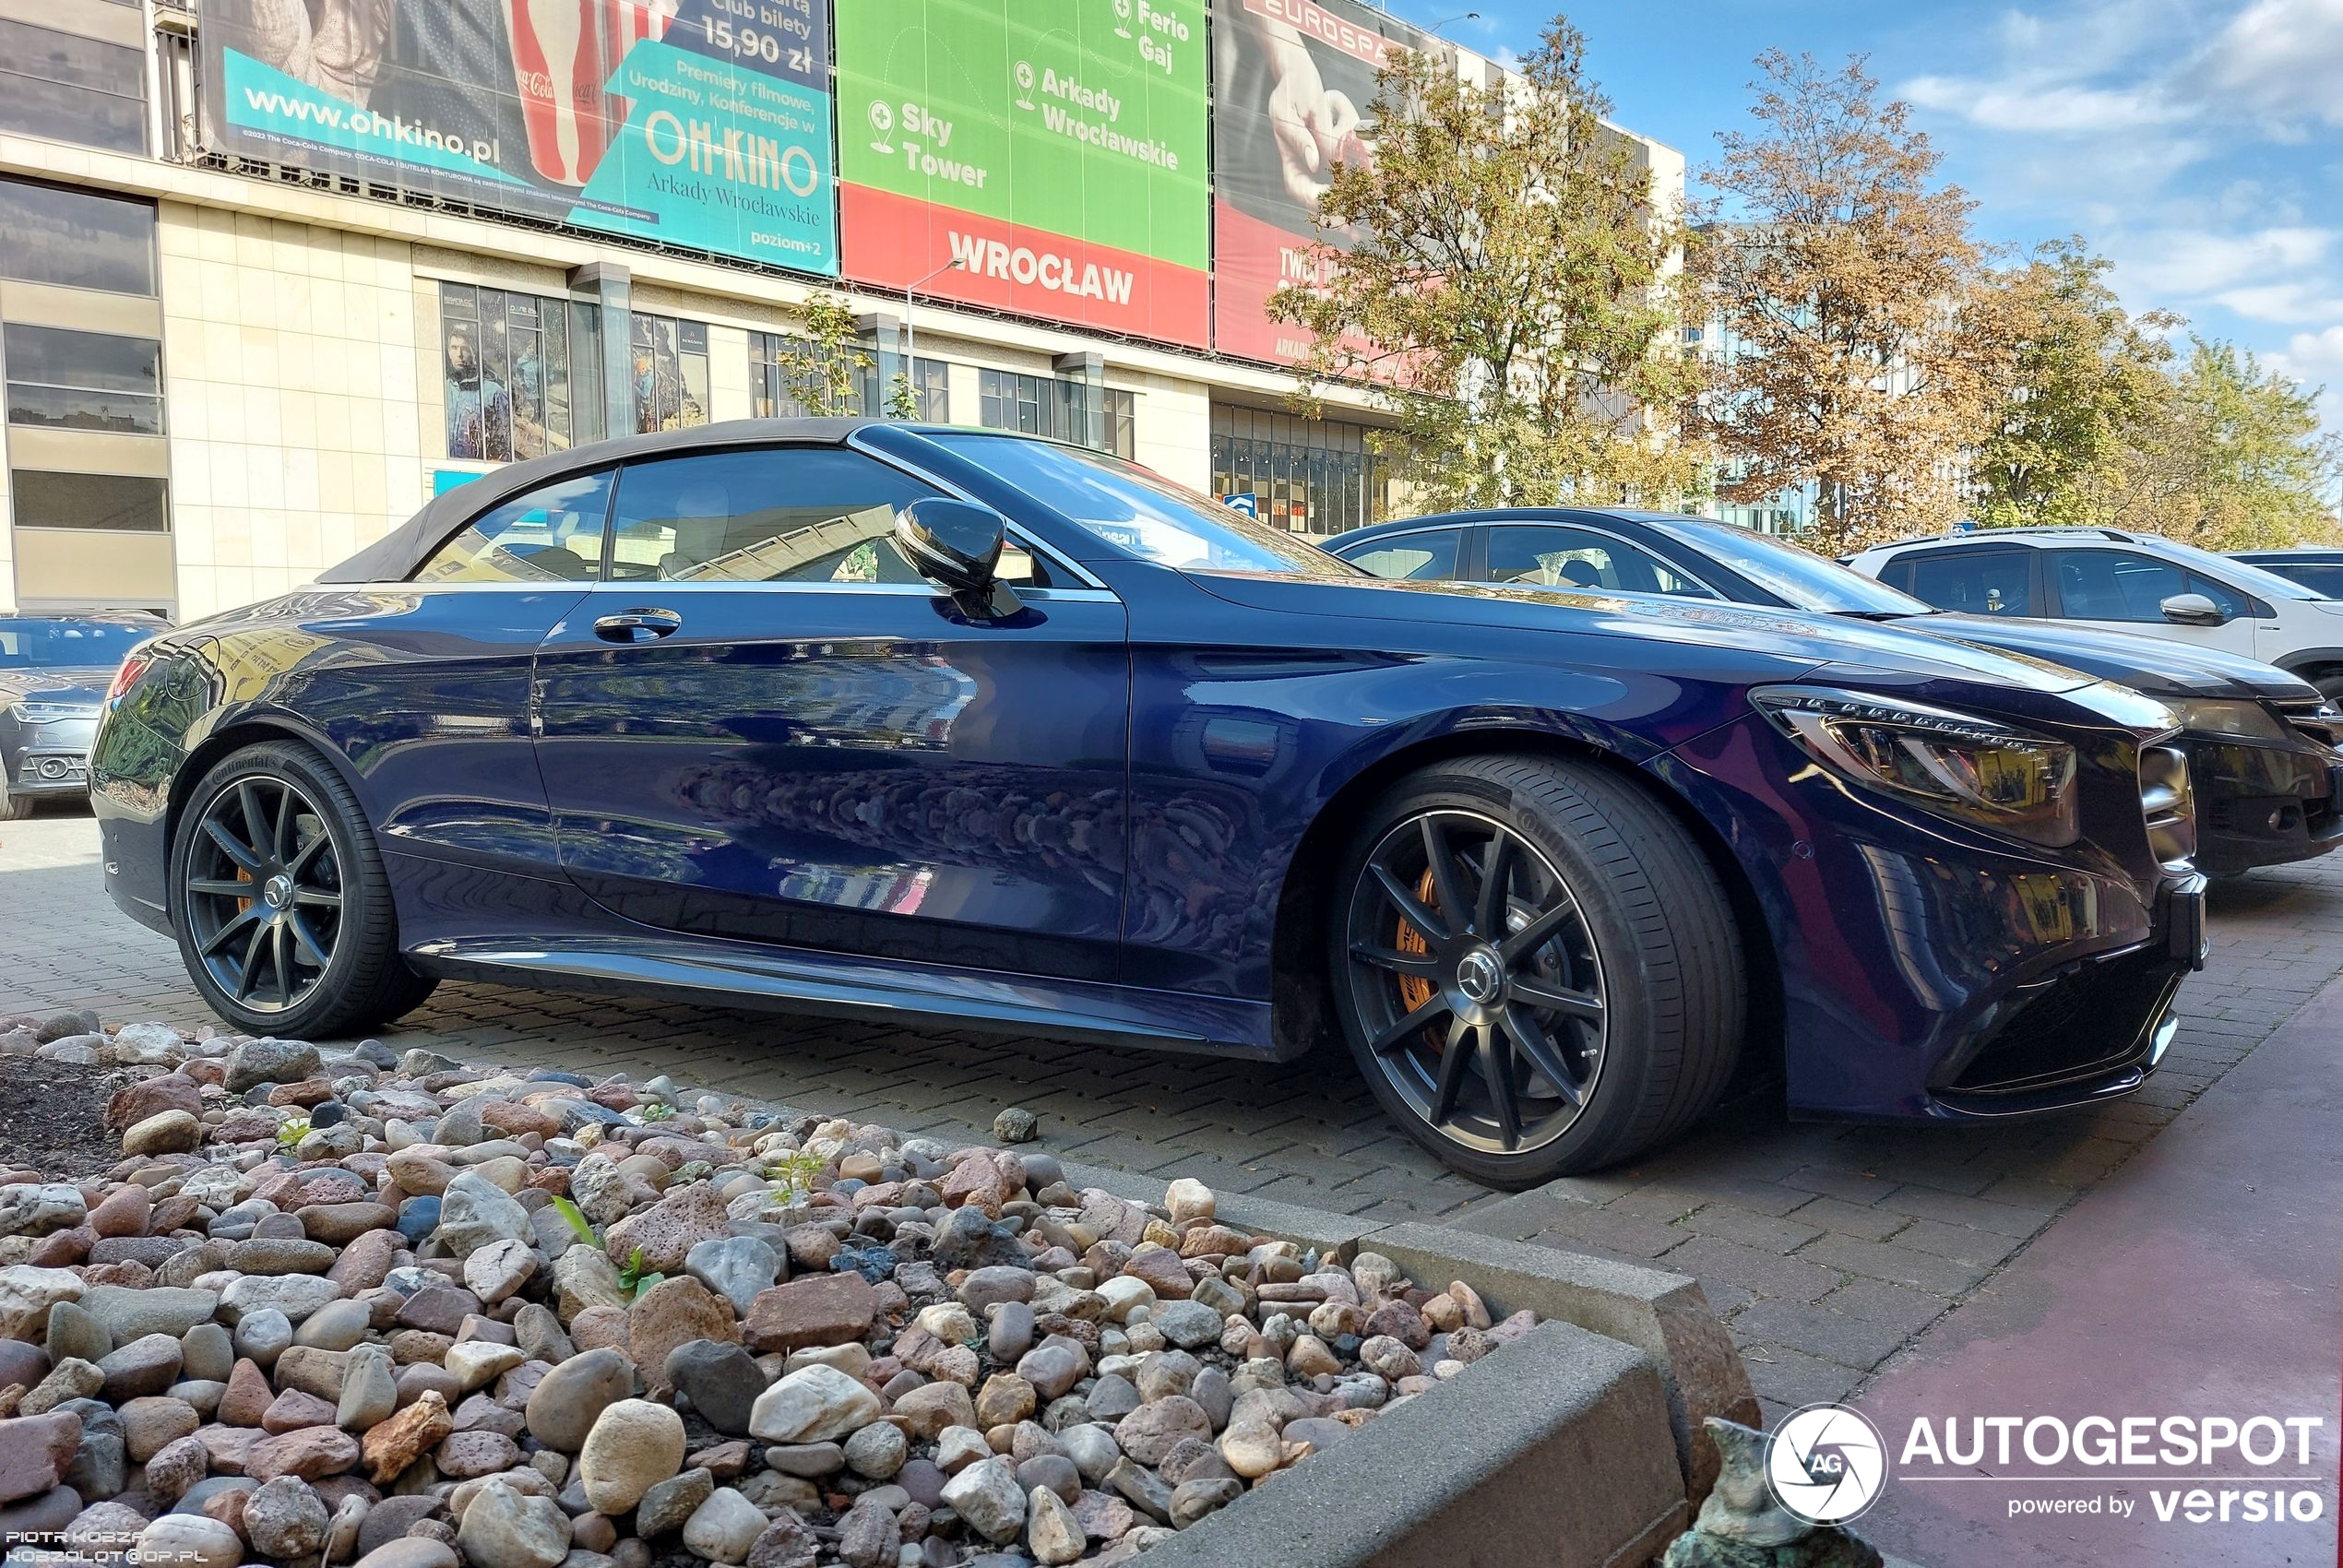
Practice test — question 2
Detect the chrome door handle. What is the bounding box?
[593,609,682,643]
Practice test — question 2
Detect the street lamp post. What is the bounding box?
[903,258,965,405]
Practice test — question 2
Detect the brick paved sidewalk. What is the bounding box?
[6,805,2336,1422]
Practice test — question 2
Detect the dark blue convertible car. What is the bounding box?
[91,422,2206,1183]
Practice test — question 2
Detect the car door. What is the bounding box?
[2041,548,2261,657]
[530,442,1132,982]
[1483,523,1722,598]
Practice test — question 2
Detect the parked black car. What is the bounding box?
[0,611,163,820]
[1330,509,2343,877]
[92,422,2206,1183]
[2230,549,2343,598]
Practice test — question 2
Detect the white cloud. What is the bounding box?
[2107,226,2336,297]
[1903,76,2177,135]
[2197,0,2343,129]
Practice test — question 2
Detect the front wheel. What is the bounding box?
[170,741,436,1039]
[1328,754,1745,1186]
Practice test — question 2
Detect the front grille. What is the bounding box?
[2138,742,2195,863]
[1945,946,2184,1094]
[2270,696,2343,752]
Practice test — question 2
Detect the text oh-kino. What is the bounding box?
[644,111,824,197]
[1901,1415,2326,1468]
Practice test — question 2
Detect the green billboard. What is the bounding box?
[836,0,1210,348]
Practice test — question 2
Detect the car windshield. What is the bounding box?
[0,618,150,671]
[928,434,1357,576]
[1644,517,1931,613]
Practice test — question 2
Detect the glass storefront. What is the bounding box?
[437,284,601,462]
[1209,406,1391,537]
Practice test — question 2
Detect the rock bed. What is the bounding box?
[0,1012,1543,1568]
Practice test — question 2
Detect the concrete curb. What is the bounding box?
[1131,1318,1687,1568]
[1064,1161,1759,1507]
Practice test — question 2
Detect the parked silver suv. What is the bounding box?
[1848,528,2343,699]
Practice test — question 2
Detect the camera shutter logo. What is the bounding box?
[1768,1404,1887,1525]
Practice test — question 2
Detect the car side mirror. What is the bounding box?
[2160,592,2227,627]
[893,499,1022,619]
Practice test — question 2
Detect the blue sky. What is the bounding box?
[1382,0,2343,431]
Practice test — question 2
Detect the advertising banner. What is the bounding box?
[834,0,1210,350]
[198,0,838,277]
[1210,0,1430,363]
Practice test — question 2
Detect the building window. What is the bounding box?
[1104,388,1136,460]
[3,325,162,434]
[10,469,169,532]
[0,178,155,296]
[1209,406,1390,536]
[0,20,146,155]
[977,369,1127,454]
[898,356,950,422]
[439,283,598,462]
[632,314,710,434]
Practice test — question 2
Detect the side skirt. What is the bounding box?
[403,933,1290,1062]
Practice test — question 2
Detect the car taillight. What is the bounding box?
[107,649,154,702]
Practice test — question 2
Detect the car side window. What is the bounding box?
[607,447,1056,588]
[1343,529,1462,581]
[2050,551,2245,621]
[1903,550,2034,615]
[1485,525,1716,598]
[412,470,613,584]
[2279,564,2343,597]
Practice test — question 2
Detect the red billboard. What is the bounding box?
[1209,0,1431,363]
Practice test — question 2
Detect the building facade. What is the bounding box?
[0,0,1680,620]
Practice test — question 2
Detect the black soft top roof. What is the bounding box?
[319,417,886,584]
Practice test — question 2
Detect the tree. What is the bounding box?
[1268,19,1702,512]
[1694,52,2003,552]
[2082,339,2342,548]
[771,292,872,417]
[1967,239,2180,528]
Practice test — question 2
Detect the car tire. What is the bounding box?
[1327,753,1744,1187]
[170,740,436,1039]
[0,775,30,821]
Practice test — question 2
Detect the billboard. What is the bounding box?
[1210,0,1430,363]
[198,0,838,276]
[834,0,1210,349]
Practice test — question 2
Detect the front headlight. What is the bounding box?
[2161,697,2296,743]
[1752,684,2080,847]
[8,702,100,724]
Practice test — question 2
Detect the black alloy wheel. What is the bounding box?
[183,774,342,1014]
[1345,809,1607,1158]
[1330,754,1746,1185]
[171,741,437,1038]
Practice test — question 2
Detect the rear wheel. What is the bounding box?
[1328,754,1745,1186]
[170,742,435,1039]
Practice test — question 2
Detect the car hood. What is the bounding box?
[1189,573,2099,695]
[0,669,113,707]
[1891,613,2318,700]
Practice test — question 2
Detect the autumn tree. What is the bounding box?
[2077,340,2342,548]
[1269,19,1702,511]
[1694,52,2003,552]
[1967,239,2181,528]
